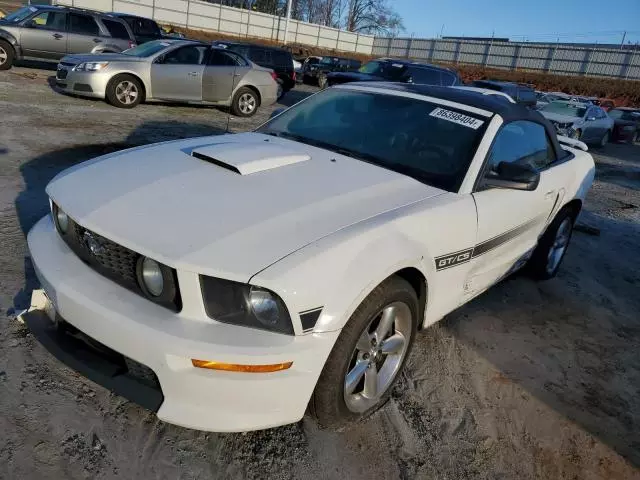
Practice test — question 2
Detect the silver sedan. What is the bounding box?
[55,40,279,116]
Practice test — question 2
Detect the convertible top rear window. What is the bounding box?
[258,89,489,191]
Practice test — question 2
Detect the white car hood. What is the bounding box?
[47,133,444,281]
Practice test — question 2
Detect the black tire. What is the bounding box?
[231,86,260,117]
[526,206,577,280]
[0,40,15,71]
[318,73,328,89]
[311,276,419,429]
[106,74,143,109]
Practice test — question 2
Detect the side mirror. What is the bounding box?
[269,107,285,119]
[484,161,540,191]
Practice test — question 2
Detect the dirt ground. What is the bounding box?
[0,63,639,480]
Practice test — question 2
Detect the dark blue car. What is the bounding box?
[326,58,461,88]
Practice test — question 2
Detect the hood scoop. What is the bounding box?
[190,141,311,175]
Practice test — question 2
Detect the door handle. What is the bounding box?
[188,72,199,77]
[53,33,63,40]
[93,38,102,43]
[233,73,241,77]
[545,190,556,199]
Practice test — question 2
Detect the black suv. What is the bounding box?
[470,80,536,108]
[302,55,361,88]
[327,58,461,88]
[213,41,295,96]
[107,13,163,44]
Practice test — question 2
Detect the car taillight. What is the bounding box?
[271,72,278,81]
[292,71,296,81]
[128,40,136,49]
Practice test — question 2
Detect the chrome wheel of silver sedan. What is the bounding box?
[344,301,412,413]
[546,217,572,275]
[0,46,7,66]
[238,93,257,115]
[115,81,139,105]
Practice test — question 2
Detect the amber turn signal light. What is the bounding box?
[191,359,293,373]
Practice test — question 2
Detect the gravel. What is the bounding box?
[1,64,639,480]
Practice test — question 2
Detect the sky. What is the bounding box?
[393,0,640,45]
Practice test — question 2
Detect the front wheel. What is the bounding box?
[526,207,576,280]
[0,40,15,70]
[318,74,328,89]
[106,74,143,108]
[311,276,418,429]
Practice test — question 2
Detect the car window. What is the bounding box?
[596,108,607,119]
[358,60,407,80]
[258,89,489,192]
[272,50,291,67]
[249,47,271,65]
[162,45,207,65]
[102,19,130,39]
[69,13,100,36]
[28,11,67,31]
[408,67,442,85]
[487,121,556,172]
[517,89,536,104]
[542,102,587,118]
[208,49,246,66]
[129,17,160,36]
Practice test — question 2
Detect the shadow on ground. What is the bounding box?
[11,120,224,312]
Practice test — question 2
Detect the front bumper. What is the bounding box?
[26,216,340,432]
[55,68,110,99]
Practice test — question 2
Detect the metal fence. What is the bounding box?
[372,37,640,80]
[53,0,375,54]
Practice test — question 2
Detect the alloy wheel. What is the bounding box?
[546,217,572,274]
[238,93,256,114]
[0,46,7,66]
[115,81,138,105]
[343,301,412,413]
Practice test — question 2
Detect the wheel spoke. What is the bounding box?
[380,333,405,355]
[356,330,373,352]
[363,366,378,398]
[345,360,368,395]
[375,305,396,341]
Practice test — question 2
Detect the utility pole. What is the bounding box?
[283,0,293,44]
[440,24,444,39]
[620,31,626,50]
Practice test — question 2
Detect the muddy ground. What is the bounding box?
[0,64,639,480]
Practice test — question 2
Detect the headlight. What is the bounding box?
[139,257,164,297]
[51,202,69,234]
[72,62,109,72]
[200,276,294,335]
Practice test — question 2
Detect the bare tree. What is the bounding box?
[346,0,403,35]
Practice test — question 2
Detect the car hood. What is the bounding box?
[540,112,580,124]
[47,133,444,281]
[60,53,145,64]
[327,71,383,82]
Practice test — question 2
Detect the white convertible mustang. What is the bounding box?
[25,83,594,432]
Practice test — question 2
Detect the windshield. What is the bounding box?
[3,6,36,23]
[257,89,487,192]
[541,102,586,118]
[358,60,406,80]
[320,57,339,65]
[122,40,172,57]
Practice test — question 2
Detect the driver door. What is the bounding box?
[202,49,249,102]
[150,44,207,101]
[465,121,561,298]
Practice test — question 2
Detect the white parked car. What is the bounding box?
[25,83,595,432]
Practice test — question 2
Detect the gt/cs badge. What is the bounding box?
[434,248,474,271]
[83,231,105,256]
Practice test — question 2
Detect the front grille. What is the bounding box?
[58,217,181,312]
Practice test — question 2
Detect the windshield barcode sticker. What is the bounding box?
[430,108,484,129]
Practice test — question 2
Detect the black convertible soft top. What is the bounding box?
[343,82,570,160]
